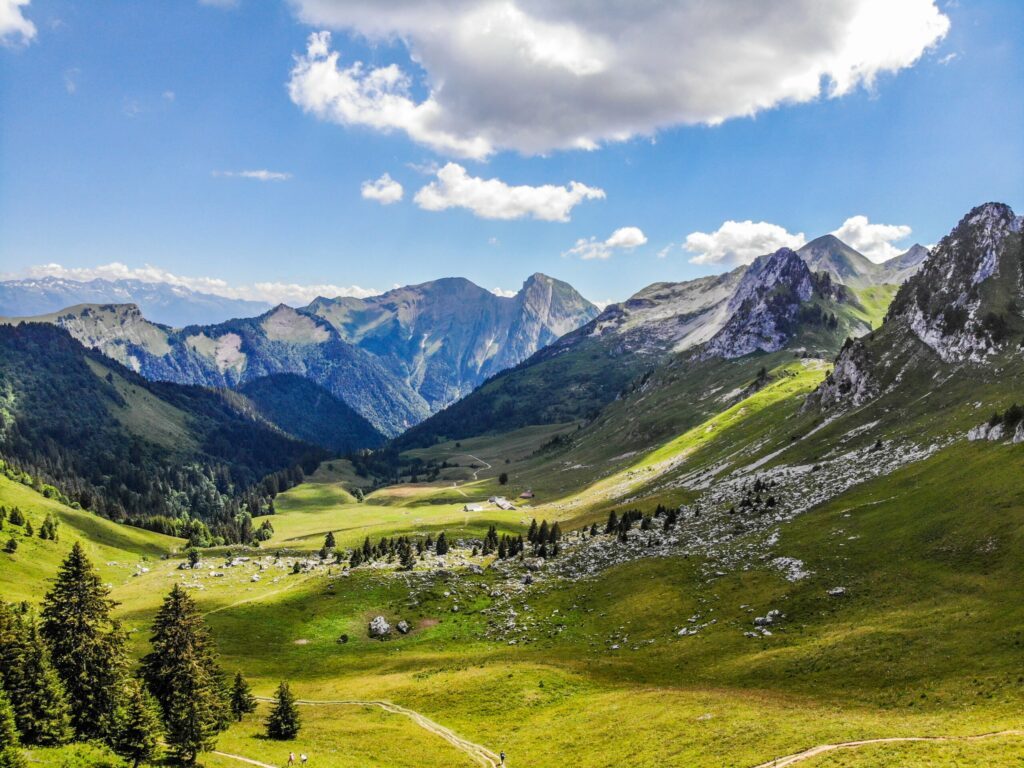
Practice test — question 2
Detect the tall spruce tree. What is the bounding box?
[435,532,449,556]
[142,585,229,764]
[265,682,300,740]
[0,606,71,747]
[40,543,125,739]
[229,672,257,722]
[0,688,26,768]
[108,679,162,768]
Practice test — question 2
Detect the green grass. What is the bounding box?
[0,474,180,604]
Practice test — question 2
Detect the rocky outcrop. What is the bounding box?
[804,337,879,411]
[887,203,1022,363]
[701,248,815,359]
[368,616,391,638]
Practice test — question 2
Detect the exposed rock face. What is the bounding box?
[805,337,879,411]
[368,616,391,638]
[582,268,745,356]
[701,248,816,359]
[879,244,931,285]
[308,273,598,411]
[887,203,1022,363]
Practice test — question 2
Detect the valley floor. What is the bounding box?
[4,357,1024,768]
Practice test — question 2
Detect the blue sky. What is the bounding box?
[1,0,1021,306]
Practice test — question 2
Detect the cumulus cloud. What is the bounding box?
[831,215,912,262]
[413,163,604,221]
[213,169,292,182]
[684,220,806,266]
[491,287,517,298]
[360,173,404,204]
[0,0,35,46]
[288,1,949,156]
[565,226,647,260]
[21,262,379,305]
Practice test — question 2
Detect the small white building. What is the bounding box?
[463,503,485,512]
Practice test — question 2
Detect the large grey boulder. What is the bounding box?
[368,616,391,638]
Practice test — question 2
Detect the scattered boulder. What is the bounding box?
[396,620,411,634]
[368,616,391,638]
[336,634,349,644]
[828,586,847,597]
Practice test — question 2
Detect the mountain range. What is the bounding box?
[0,273,598,436]
[0,276,271,327]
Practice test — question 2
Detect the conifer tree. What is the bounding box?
[229,672,257,722]
[0,688,26,768]
[0,608,71,747]
[21,521,31,538]
[537,520,549,545]
[398,542,416,571]
[324,531,336,550]
[7,509,22,527]
[40,543,126,739]
[141,585,229,764]
[265,682,300,740]
[108,679,162,768]
[349,548,363,568]
[605,510,618,534]
[527,519,538,543]
[435,532,449,556]
[362,536,373,559]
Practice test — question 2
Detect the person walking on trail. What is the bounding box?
[500,751,506,765]
[287,752,295,766]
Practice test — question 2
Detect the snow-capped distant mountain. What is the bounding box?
[0,277,271,326]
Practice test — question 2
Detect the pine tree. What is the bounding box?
[605,510,618,534]
[0,688,26,768]
[324,531,336,550]
[549,522,561,544]
[40,543,126,739]
[435,532,449,556]
[21,521,31,538]
[527,519,538,543]
[2,540,14,554]
[7,509,22,527]
[108,679,162,768]
[361,536,372,559]
[141,585,229,764]
[349,548,363,568]
[229,672,257,722]
[265,682,301,740]
[0,607,71,746]
[398,542,416,571]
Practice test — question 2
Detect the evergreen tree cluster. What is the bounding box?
[348,530,455,568]
[988,402,1023,432]
[0,541,279,765]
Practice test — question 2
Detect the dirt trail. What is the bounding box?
[252,696,501,768]
[213,751,278,768]
[750,729,1024,767]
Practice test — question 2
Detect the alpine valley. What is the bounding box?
[4,200,1024,768]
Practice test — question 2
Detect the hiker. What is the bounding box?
[500,751,506,765]
[287,752,295,766]
[300,755,308,765]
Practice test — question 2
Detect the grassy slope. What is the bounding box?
[0,475,180,604]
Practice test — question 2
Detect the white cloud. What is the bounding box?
[288,1,949,156]
[413,163,604,221]
[21,262,379,305]
[565,226,647,260]
[656,244,674,259]
[491,287,517,298]
[0,0,35,46]
[162,90,176,102]
[213,169,292,182]
[684,220,806,266]
[360,173,404,204]
[831,215,912,263]
[937,52,958,65]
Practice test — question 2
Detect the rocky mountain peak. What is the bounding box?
[886,202,1021,362]
[702,248,819,359]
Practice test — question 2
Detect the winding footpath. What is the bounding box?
[226,696,501,768]
[749,728,1024,767]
